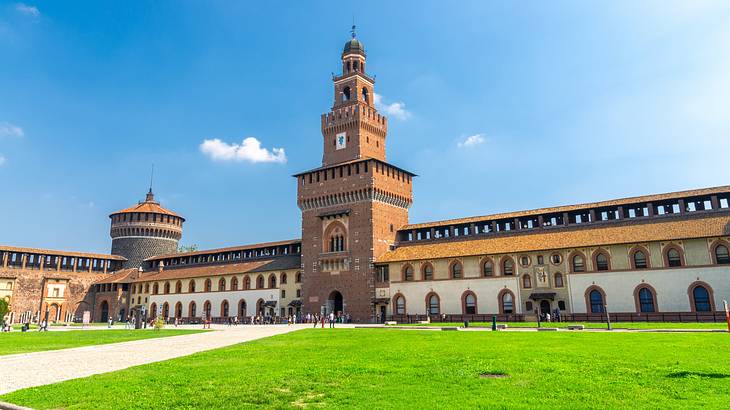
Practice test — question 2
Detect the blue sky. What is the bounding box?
[1,1,729,253]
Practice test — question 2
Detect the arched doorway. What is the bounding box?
[256,299,265,315]
[49,303,60,323]
[328,291,343,315]
[175,302,182,319]
[100,301,109,322]
[540,300,551,316]
[239,300,247,318]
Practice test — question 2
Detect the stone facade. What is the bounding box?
[111,237,178,271]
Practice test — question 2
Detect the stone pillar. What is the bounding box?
[647,203,654,217]
[21,254,27,269]
[589,210,596,223]
[73,257,78,273]
[711,195,719,210]
[562,212,570,225]
[678,199,686,214]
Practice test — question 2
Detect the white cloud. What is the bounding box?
[0,121,24,138]
[200,137,287,164]
[0,154,5,166]
[15,3,39,17]
[457,134,485,148]
[373,93,411,120]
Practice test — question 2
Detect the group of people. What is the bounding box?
[539,309,562,323]
[304,312,350,328]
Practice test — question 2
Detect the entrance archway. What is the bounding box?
[540,300,551,316]
[100,301,109,322]
[328,291,344,315]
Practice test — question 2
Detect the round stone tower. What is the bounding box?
[109,189,184,269]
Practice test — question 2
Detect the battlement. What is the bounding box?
[321,104,388,129]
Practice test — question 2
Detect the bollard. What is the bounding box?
[491,315,497,331]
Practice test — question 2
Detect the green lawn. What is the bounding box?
[3,329,730,409]
[0,329,204,356]
[394,321,729,329]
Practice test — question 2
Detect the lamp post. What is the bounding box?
[605,303,612,331]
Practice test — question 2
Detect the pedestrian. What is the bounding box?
[329,312,335,328]
[313,314,318,328]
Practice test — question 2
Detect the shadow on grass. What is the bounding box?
[667,371,730,379]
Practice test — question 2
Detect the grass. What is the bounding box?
[0,329,204,356]
[3,328,730,409]
[393,321,729,329]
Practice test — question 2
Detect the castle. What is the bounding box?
[2,33,729,325]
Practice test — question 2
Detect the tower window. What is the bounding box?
[342,86,351,102]
[362,87,369,103]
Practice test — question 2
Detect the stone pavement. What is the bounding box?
[0,324,314,395]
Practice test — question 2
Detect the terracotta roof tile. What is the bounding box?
[379,214,730,263]
[0,245,127,261]
[133,257,299,282]
[93,268,140,284]
[110,201,182,219]
[403,185,730,230]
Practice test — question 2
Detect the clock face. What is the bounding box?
[336,132,346,150]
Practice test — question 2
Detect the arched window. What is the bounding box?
[403,265,414,281]
[150,302,157,317]
[422,263,433,281]
[295,272,302,283]
[144,283,149,293]
[522,274,532,288]
[691,284,713,312]
[152,283,159,295]
[269,274,277,288]
[636,287,655,313]
[554,272,564,288]
[714,244,730,264]
[175,281,182,294]
[204,279,212,292]
[502,258,514,276]
[394,295,406,315]
[281,273,287,284]
[500,291,514,314]
[238,300,247,317]
[595,252,610,271]
[231,277,239,291]
[164,282,170,294]
[450,261,463,279]
[221,300,229,317]
[665,247,683,267]
[175,302,182,318]
[427,293,440,315]
[244,276,251,290]
[482,259,494,277]
[203,300,212,319]
[218,278,226,291]
[572,254,585,272]
[632,249,648,269]
[342,86,351,102]
[189,301,197,317]
[256,275,264,289]
[588,288,605,313]
[463,292,477,315]
[361,87,369,103]
[188,280,196,293]
[162,302,169,318]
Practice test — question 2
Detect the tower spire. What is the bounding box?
[146,164,155,202]
[351,19,356,39]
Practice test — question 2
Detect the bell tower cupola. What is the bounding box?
[321,26,388,166]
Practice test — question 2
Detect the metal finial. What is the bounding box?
[351,22,356,39]
[149,164,154,194]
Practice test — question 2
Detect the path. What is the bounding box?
[0,324,312,395]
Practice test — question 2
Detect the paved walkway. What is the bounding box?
[0,324,312,395]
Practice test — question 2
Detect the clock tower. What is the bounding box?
[295,29,414,322]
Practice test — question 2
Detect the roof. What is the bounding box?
[109,190,183,220]
[343,38,365,56]
[145,239,301,261]
[378,214,730,263]
[403,185,730,230]
[292,157,416,177]
[0,245,127,261]
[133,256,301,282]
[93,268,139,284]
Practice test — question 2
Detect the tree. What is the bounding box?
[153,315,165,331]
[0,299,9,327]
[177,244,198,253]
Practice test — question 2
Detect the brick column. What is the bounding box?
[678,199,686,214]
[21,254,27,269]
[2,252,7,268]
[711,195,719,210]
[646,202,654,217]
[562,212,569,225]
[73,257,78,272]
[538,215,544,228]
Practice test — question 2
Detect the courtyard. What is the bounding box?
[2,326,729,409]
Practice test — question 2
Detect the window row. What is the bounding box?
[134,272,302,295]
[585,282,716,314]
[392,290,517,316]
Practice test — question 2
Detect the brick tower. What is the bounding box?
[295,29,414,322]
[109,189,184,269]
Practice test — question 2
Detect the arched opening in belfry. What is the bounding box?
[362,87,369,103]
[342,86,351,102]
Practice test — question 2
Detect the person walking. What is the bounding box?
[329,312,335,328]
